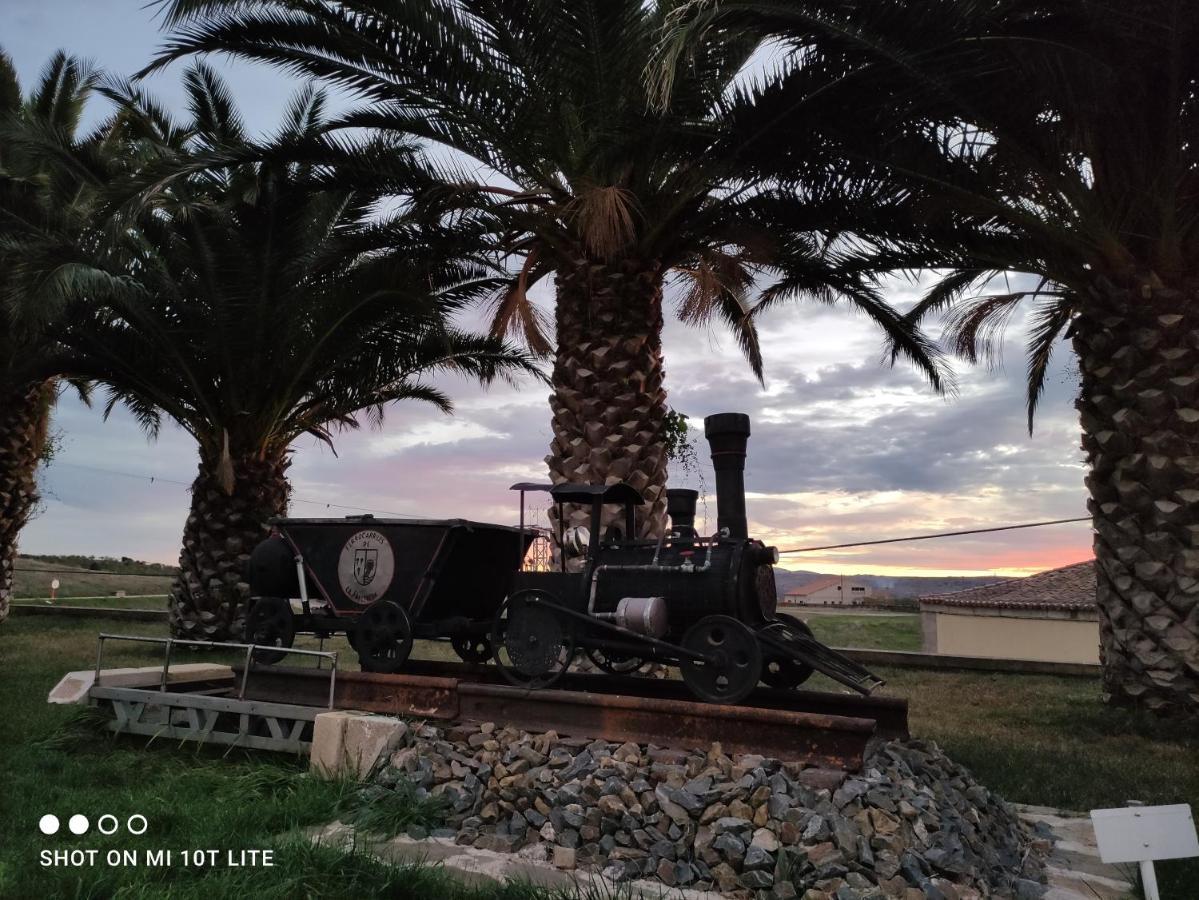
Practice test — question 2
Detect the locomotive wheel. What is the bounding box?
[679,615,762,704]
[491,590,573,689]
[245,597,295,665]
[760,613,816,689]
[354,600,414,674]
[451,633,493,664]
[586,647,649,675]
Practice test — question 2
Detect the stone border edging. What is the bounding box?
[840,648,1101,678]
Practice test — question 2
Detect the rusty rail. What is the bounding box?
[230,660,908,770]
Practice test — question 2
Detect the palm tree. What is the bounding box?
[658,1,1199,714]
[146,0,944,545]
[0,50,109,626]
[16,65,538,642]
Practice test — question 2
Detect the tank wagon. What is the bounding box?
[244,412,883,703]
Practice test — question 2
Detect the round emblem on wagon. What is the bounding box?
[337,530,395,605]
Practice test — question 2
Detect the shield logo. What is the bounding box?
[353,548,379,586]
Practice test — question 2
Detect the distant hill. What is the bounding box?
[13,555,175,600]
[775,568,1006,600]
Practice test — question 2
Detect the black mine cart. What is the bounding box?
[245,515,534,672]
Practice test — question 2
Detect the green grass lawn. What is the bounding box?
[2,614,1196,896]
[0,615,568,899]
[801,613,922,651]
[13,557,175,600]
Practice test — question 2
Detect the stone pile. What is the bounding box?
[368,721,1046,899]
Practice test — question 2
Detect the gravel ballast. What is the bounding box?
[364,720,1047,899]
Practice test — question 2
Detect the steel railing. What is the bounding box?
[93,633,339,709]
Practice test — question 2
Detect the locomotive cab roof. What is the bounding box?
[508,482,645,507]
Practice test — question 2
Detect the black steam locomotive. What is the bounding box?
[244,413,883,703]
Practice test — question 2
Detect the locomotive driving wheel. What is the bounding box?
[679,614,762,704]
[245,597,295,665]
[491,590,574,689]
[760,613,816,689]
[451,633,493,664]
[354,600,414,674]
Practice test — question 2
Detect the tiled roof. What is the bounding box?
[784,576,842,596]
[919,561,1095,612]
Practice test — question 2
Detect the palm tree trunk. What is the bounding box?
[169,450,290,642]
[548,255,670,549]
[1074,274,1199,714]
[0,382,52,626]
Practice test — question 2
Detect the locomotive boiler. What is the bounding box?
[242,412,883,704]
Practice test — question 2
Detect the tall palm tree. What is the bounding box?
[659,1,1199,714]
[0,50,109,626]
[16,65,538,641]
[147,0,944,545]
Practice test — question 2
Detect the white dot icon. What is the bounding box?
[68,815,89,835]
[39,815,60,835]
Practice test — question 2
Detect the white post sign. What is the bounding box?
[1090,804,1198,900]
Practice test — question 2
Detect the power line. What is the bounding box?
[51,461,425,519]
[41,462,1091,560]
[777,516,1090,554]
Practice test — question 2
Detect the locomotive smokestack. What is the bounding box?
[703,413,751,539]
[666,488,698,540]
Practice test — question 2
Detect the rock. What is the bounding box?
[806,842,842,866]
[711,862,740,892]
[713,815,753,836]
[655,857,676,885]
[868,809,900,836]
[798,768,847,792]
[597,795,626,816]
[741,869,775,889]
[803,815,830,842]
[552,846,576,870]
[744,844,775,871]
[474,833,523,853]
[752,827,781,851]
[713,832,747,862]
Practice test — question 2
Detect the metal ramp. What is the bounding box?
[757,619,885,695]
[86,634,338,754]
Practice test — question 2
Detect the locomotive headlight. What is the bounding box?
[754,545,779,565]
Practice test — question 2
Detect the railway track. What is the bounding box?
[237,658,908,770]
[76,635,907,770]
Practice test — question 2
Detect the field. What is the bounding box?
[801,612,922,652]
[1,613,1195,895]
[12,556,174,601]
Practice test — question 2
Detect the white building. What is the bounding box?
[781,575,870,607]
[919,561,1099,664]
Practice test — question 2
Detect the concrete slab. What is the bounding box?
[1013,803,1134,900]
[307,822,722,899]
[48,664,233,705]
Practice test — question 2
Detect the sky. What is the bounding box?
[7,1,1094,578]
